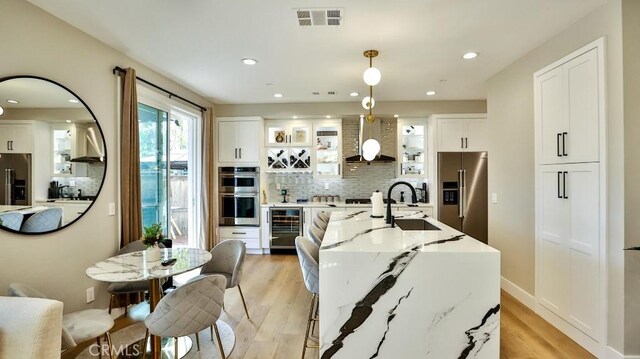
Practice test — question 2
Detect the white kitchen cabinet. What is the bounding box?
[537,163,600,339]
[217,118,261,165]
[51,124,87,177]
[535,47,600,164]
[313,120,342,178]
[265,120,312,147]
[218,226,261,253]
[397,119,427,177]
[534,38,605,348]
[261,207,270,252]
[437,117,487,152]
[0,123,33,153]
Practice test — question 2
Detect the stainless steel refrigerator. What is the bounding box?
[0,153,31,206]
[438,152,488,243]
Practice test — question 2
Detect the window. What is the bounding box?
[137,88,202,248]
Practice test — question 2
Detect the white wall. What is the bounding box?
[486,0,624,353]
[0,0,213,313]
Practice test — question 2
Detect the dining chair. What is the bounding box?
[107,240,165,314]
[8,283,115,358]
[317,211,331,224]
[200,239,249,319]
[295,236,320,359]
[308,224,325,247]
[0,212,24,231]
[20,207,63,232]
[143,275,227,359]
[312,216,328,232]
[0,296,63,359]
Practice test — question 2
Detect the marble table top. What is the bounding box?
[86,247,212,282]
[0,205,50,214]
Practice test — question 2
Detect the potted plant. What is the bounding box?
[142,222,164,262]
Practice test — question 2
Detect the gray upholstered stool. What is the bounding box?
[8,283,115,358]
[0,212,24,231]
[317,211,331,224]
[295,236,320,359]
[308,224,325,247]
[143,274,227,359]
[312,216,327,232]
[20,207,62,232]
[200,239,249,319]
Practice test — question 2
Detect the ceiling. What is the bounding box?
[0,77,84,108]
[27,0,607,105]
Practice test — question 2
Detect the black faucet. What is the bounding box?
[386,181,418,224]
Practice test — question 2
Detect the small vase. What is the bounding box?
[146,244,161,262]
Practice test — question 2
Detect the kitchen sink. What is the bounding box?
[394,218,441,231]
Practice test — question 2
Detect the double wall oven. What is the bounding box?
[218,167,260,226]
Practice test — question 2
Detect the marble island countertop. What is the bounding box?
[261,201,433,208]
[319,210,500,359]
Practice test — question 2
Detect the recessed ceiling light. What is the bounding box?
[463,52,478,60]
[68,99,79,103]
[394,114,399,118]
[242,58,258,65]
[349,92,359,97]
[7,99,18,104]
[426,91,436,96]
[325,115,331,119]
[293,116,298,119]
[273,93,283,98]
[65,120,71,123]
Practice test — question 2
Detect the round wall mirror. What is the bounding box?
[0,76,107,235]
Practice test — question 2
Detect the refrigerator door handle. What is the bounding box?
[458,169,464,218]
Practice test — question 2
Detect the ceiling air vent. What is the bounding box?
[296,8,342,27]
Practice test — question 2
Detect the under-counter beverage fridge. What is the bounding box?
[269,207,303,249]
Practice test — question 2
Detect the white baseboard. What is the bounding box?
[500,276,536,309]
[606,345,640,359]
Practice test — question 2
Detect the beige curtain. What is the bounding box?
[200,107,217,250]
[119,68,142,247]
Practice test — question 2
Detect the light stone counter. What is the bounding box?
[319,210,500,359]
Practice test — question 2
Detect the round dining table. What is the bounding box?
[86,247,212,359]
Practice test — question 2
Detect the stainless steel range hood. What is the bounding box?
[345,117,396,163]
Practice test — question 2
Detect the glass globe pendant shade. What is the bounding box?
[361,96,375,110]
[362,138,381,161]
[363,67,381,86]
[0,105,3,116]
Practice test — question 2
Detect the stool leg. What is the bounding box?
[302,293,316,359]
[174,337,178,359]
[195,332,201,351]
[105,332,115,359]
[213,323,226,359]
[97,336,102,359]
[210,325,214,341]
[142,329,149,359]
[238,285,250,319]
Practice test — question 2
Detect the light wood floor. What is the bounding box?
[65,254,593,359]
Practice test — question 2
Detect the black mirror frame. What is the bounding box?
[0,75,108,236]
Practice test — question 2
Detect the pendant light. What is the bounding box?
[361,50,381,161]
[0,105,4,116]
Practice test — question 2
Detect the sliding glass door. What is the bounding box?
[138,101,201,248]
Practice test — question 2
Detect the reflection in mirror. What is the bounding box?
[0,76,107,234]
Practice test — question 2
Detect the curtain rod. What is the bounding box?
[113,66,207,112]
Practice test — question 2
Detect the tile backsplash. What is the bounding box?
[265,118,429,203]
[52,162,106,197]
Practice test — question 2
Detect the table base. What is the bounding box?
[117,336,193,359]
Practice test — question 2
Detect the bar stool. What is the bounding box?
[317,212,331,224]
[295,236,319,358]
[308,224,325,247]
[312,216,327,232]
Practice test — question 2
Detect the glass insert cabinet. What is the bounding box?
[397,119,426,177]
[314,120,342,178]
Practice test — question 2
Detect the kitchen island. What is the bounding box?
[319,210,500,359]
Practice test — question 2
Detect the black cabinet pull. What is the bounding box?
[235,148,238,159]
[461,137,464,149]
[557,134,562,157]
[465,137,468,149]
[557,172,562,199]
[563,171,568,199]
[239,148,242,158]
[562,132,568,156]
[6,141,9,151]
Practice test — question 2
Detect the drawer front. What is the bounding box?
[218,227,260,238]
[219,236,260,249]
